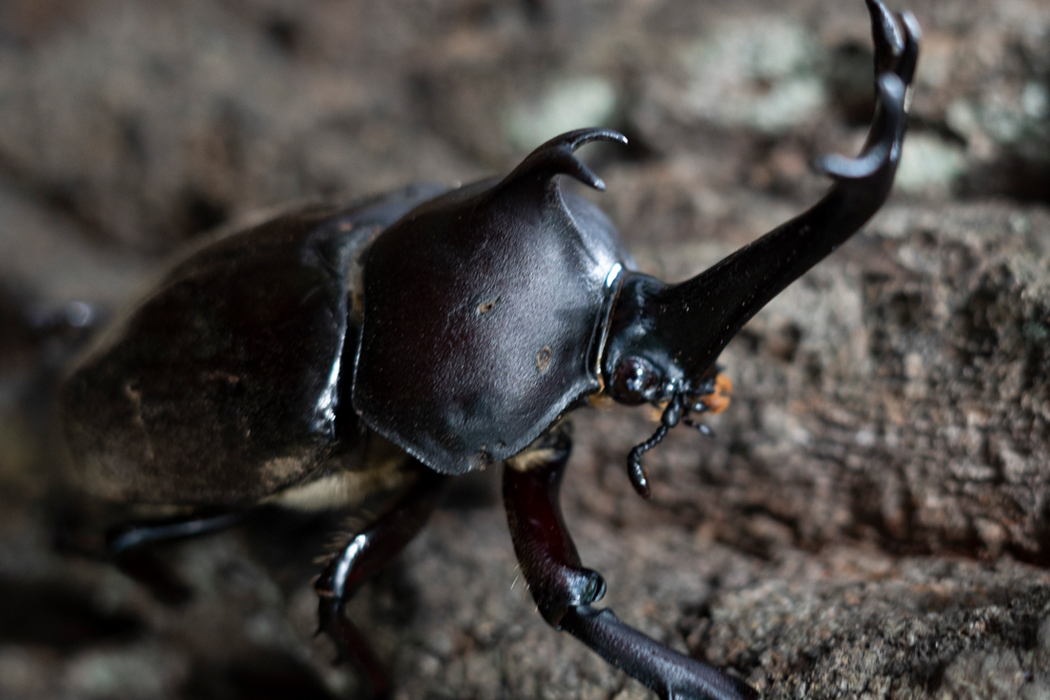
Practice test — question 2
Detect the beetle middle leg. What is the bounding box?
[314,465,449,700]
[503,426,760,700]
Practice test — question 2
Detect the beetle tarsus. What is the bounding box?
[505,433,760,700]
[314,467,448,698]
[316,598,393,699]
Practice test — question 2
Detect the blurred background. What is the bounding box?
[1,0,1048,698]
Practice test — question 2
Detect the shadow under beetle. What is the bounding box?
[59,3,919,698]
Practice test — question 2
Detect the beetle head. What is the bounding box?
[603,273,718,409]
[601,271,732,498]
[602,1,918,498]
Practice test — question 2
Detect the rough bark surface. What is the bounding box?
[1,1,1048,699]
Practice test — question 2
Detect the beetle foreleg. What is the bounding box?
[504,428,760,700]
[314,466,449,699]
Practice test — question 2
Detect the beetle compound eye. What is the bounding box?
[610,357,660,405]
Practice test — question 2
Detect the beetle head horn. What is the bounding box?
[603,0,919,498]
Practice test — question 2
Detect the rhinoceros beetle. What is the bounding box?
[59,3,918,698]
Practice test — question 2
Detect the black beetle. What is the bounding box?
[59,3,919,698]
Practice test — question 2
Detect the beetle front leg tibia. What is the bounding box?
[503,428,760,700]
[314,466,449,700]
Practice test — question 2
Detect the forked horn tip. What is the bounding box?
[813,72,906,181]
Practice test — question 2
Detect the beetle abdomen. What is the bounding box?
[62,185,447,504]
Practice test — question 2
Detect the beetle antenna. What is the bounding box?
[627,424,665,499]
[626,395,685,498]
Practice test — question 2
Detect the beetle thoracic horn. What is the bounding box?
[644,13,918,383]
[494,127,629,195]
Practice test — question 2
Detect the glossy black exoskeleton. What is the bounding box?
[59,3,919,699]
